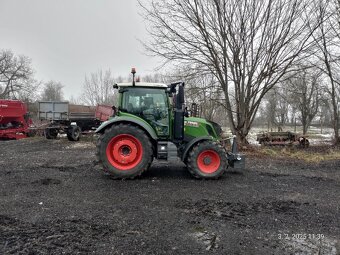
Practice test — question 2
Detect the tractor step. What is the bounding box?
[157,141,178,161]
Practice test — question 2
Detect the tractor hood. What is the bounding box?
[184,117,222,139]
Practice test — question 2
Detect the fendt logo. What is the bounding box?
[0,104,8,108]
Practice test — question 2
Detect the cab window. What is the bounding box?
[122,88,169,137]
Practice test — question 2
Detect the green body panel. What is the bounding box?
[184,117,219,140]
[95,114,158,140]
[96,110,219,142]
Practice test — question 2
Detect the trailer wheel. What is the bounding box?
[96,123,153,179]
[299,137,309,148]
[67,126,81,141]
[45,128,58,139]
[187,141,227,179]
[27,130,36,137]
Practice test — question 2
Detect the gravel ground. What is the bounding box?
[0,137,339,254]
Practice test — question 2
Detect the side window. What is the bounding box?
[152,94,167,110]
[123,92,142,113]
[122,88,169,137]
[127,95,140,112]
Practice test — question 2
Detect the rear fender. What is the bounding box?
[95,116,158,140]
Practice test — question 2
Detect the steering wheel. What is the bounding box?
[154,108,168,120]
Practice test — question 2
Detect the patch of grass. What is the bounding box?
[192,226,206,233]
[292,149,340,163]
[253,146,340,163]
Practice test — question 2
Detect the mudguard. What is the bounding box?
[181,136,213,161]
[95,116,158,140]
[182,136,245,169]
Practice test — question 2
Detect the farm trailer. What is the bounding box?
[0,100,33,140]
[256,131,310,147]
[38,101,114,141]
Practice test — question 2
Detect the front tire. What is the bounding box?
[187,141,227,179]
[96,124,153,179]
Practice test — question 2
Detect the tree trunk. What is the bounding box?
[333,114,340,145]
[235,130,249,147]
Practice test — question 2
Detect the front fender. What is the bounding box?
[95,116,158,140]
[181,136,213,161]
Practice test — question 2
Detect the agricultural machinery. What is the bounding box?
[0,100,32,140]
[257,131,310,147]
[95,68,245,179]
[39,102,114,141]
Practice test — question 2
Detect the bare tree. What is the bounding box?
[262,86,288,130]
[314,0,340,144]
[41,81,64,101]
[318,95,333,131]
[180,73,224,121]
[69,95,81,105]
[80,69,116,106]
[16,78,41,102]
[287,68,322,135]
[0,49,34,99]
[141,73,168,83]
[140,0,321,144]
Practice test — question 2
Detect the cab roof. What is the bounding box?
[115,82,168,88]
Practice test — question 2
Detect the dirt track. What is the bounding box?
[0,137,339,254]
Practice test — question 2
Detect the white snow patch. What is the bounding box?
[66,142,94,149]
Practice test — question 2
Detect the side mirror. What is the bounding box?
[168,81,185,109]
[166,87,173,97]
[112,106,117,117]
[184,107,189,117]
[191,103,198,117]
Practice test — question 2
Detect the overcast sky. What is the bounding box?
[0,0,160,99]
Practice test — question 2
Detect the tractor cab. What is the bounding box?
[117,84,170,138]
[114,72,187,143]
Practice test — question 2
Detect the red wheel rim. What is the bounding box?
[196,150,221,174]
[106,134,143,171]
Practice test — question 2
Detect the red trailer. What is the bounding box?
[0,100,32,140]
[95,104,114,122]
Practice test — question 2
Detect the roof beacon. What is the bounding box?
[131,67,136,86]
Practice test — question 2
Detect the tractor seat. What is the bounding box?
[144,97,154,108]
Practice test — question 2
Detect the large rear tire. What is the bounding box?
[96,124,153,179]
[187,141,227,179]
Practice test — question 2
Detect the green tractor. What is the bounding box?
[95,68,245,179]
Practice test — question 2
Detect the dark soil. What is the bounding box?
[0,137,339,254]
